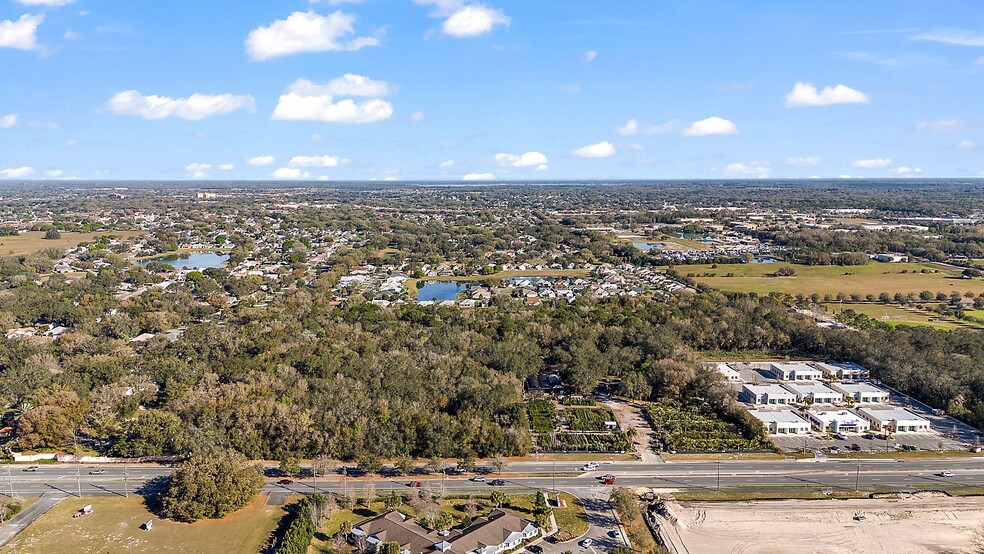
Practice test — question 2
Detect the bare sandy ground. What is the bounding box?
[662,494,984,554]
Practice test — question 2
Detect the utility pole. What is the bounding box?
[313,464,318,494]
[552,462,556,494]
[716,460,721,492]
[76,461,82,499]
[123,460,129,499]
[6,464,12,498]
[855,458,861,492]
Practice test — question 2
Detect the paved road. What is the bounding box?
[0,492,67,547]
[5,457,984,498]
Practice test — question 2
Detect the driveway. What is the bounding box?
[604,400,661,463]
[534,493,628,554]
[0,491,68,547]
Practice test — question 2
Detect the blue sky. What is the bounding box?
[1,0,983,181]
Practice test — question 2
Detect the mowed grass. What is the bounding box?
[0,231,145,255]
[677,261,984,297]
[0,496,285,554]
[824,303,984,330]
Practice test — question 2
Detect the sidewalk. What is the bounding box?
[0,492,68,547]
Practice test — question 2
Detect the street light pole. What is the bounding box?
[855,458,861,492]
[552,463,556,494]
[123,460,129,499]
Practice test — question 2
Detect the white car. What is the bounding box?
[471,475,486,482]
[582,463,599,471]
[581,538,593,547]
[940,470,955,478]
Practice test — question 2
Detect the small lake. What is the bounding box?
[750,257,781,263]
[417,281,467,302]
[137,252,229,270]
[633,242,665,251]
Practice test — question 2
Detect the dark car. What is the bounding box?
[408,481,423,487]
[526,545,543,554]
[850,444,862,451]
[277,479,294,485]
[489,479,505,486]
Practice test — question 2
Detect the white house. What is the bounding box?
[748,410,811,435]
[830,383,890,403]
[780,382,842,404]
[713,363,742,382]
[811,362,869,381]
[768,362,823,381]
[740,384,797,405]
[352,510,539,554]
[857,407,930,433]
[805,409,870,434]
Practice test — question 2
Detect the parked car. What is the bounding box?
[526,546,543,554]
[277,479,294,485]
[23,466,39,472]
[581,538,593,547]
[833,433,847,441]
[471,475,486,482]
[850,444,862,451]
[489,479,506,486]
[862,433,874,440]
[408,481,423,487]
[88,469,106,475]
[940,470,955,478]
[829,446,840,453]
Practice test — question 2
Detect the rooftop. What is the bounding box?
[748,410,809,424]
[781,382,841,395]
[857,407,928,423]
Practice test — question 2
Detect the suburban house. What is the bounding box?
[780,382,842,404]
[352,510,539,554]
[767,362,823,381]
[811,362,869,381]
[804,409,871,434]
[857,407,931,433]
[829,383,890,404]
[740,384,797,405]
[748,410,811,435]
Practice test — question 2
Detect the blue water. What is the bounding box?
[417,281,466,302]
[633,242,665,251]
[137,252,228,270]
[750,257,781,263]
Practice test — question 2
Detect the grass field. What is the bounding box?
[0,496,285,553]
[824,303,984,330]
[0,231,145,255]
[405,269,589,297]
[676,261,984,297]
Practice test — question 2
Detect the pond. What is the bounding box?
[137,252,229,270]
[416,281,467,302]
[750,257,781,263]
[633,242,665,251]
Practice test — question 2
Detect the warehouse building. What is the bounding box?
[768,362,824,381]
[781,382,842,404]
[805,409,871,434]
[830,383,890,403]
[857,407,930,433]
[748,410,811,435]
[740,384,798,405]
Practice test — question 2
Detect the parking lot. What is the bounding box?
[772,431,966,454]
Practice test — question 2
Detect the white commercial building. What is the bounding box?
[781,382,843,404]
[740,384,797,405]
[768,362,824,381]
[830,383,890,403]
[857,407,931,433]
[805,409,871,434]
[812,362,869,381]
[713,363,741,382]
[748,410,811,435]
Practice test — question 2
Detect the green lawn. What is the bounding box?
[676,261,984,297]
[824,303,984,330]
[1,496,285,554]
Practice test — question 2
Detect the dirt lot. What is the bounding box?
[661,495,984,553]
[0,231,145,255]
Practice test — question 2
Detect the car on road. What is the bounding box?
[88,469,106,475]
[408,481,423,487]
[603,477,616,485]
[581,538,593,548]
[489,479,505,486]
[471,475,486,482]
[940,470,955,478]
[526,545,543,554]
[582,462,599,471]
[277,479,294,485]
[23,466,39,472]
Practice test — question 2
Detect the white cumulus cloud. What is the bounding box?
[415,1,509,38]
[784,82,870,107]
[851,158,893,169]
[245,11,381,61]
[0,166,33,178]
[288,155,344,168]
[0,13,43,50]
[584,50,597,62]
[462,172,495,181]
[106,90,255,120]
[273,167,310,179]
[682,116,738,136]
[0,114,16,128]
[248,156,275,166]
[218,164,235,171]
[272,76,394,124]
[616,118,676,136]
[786,156,822,167]
[571,141,616,158]
[185,163,211,179]
[892,166,924,176]
[724,161,770,178]
[957,140,981,149]
[495,151,548,169]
